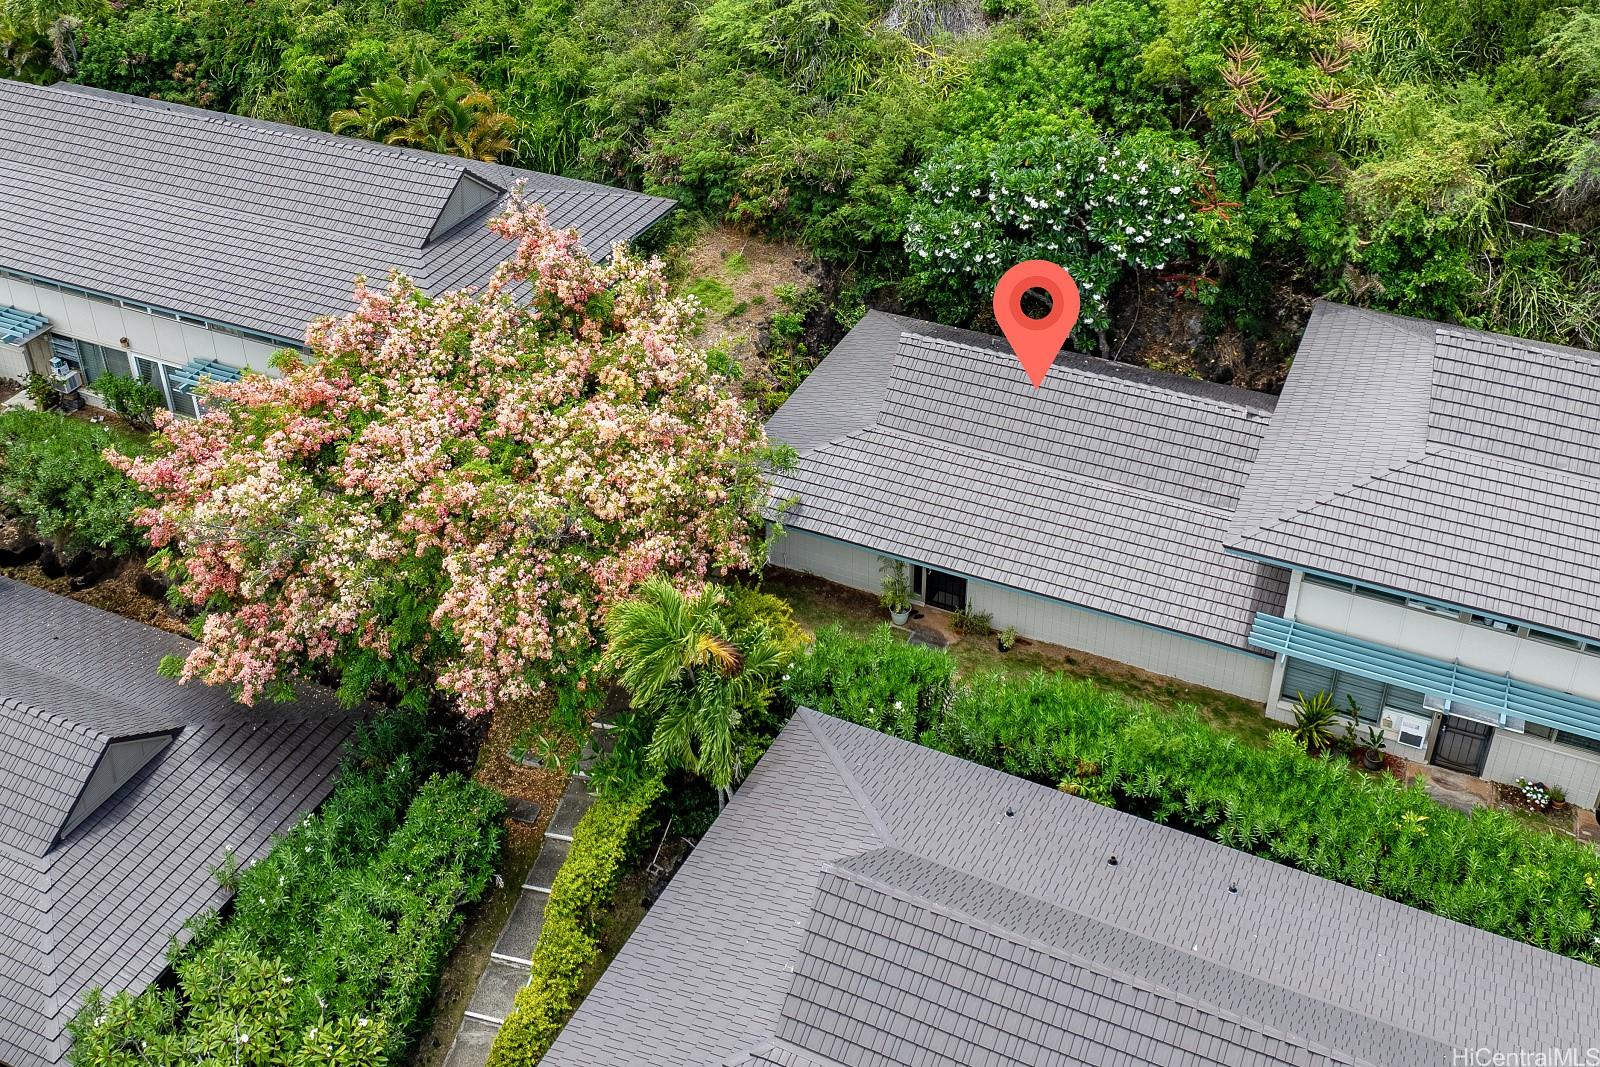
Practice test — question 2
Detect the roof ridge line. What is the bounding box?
[795,710,896,847]
[48,83,471,179]
[819,857,1378,1067]
[1228,449,1427,548]
[895,328,1276,415]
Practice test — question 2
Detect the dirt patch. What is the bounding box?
[410,695,571,1067]
[671,225,820,380]
[1108,272,1306,393]
[1,556,189,635]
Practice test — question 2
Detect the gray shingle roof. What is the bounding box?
[545,709,1600,1067]
[0,578,358,1067]
[0,79,674,344]
[0,659,178,858]
[768,312,1288,651]
[1226,301,1600,640]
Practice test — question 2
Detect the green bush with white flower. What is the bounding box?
[68,711,505,1067]
[905,126,1201,348]
[915,126,1203,347]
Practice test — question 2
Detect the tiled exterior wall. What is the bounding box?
[769,529,1274,702]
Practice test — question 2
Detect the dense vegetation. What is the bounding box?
[486,777,665,1067]
[784,626,1600,963]
[5,0,1595,374]
[114,205,779,717]
[68,710,505,1067]
[0,409,148,553]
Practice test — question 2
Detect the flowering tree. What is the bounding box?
[112,201,782,716]
[905,127,1201,350]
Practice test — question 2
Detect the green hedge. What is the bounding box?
[69,711,506,1066]
[486,778,664,1067]
[0,409,149,554]
[784,629,1600,965]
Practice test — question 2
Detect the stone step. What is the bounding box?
[494,890,549,959]
[522,838,569,891]
[462,959,528,1026]
[442,1015,501,1067]
[504,798,542,827]
[545,776,593,841]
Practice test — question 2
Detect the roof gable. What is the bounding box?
[0,660,177,858]
[543,710,1600,1067]
[1227,302,1600,638]
[0,78,674,342]
[0,581,358,1067]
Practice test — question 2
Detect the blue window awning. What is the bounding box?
[167,358,244,394]
[1250,614,1600,743]
[0,305,49,347]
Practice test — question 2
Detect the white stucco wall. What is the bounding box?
[768,528,1274,702]
[0,273,287,377]
[1292,581,1600,701]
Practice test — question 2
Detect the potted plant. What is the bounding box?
[879,557,911,625]
[996,626,1017,652]
[1361,724,1386,771]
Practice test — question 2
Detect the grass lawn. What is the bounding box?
[763,568,1281,749]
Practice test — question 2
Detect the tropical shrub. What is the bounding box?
[486,777,664,1067]
[112,202,783,715]
[69,710,505,1066]
[92,371,164,428]
[602,579,790,791]
[0,409,148,553]
[781,624,955,738]
[1290,689,1339,754]
[331,60,517,161]
[782,630,1600,964]
[905,126,1202,342]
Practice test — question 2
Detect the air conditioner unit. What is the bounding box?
[1381,709,1430,750]
[52,370,83,394]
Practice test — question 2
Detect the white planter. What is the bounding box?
[890,608,910,625]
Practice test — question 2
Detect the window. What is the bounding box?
[1470,614,1514,633]
[1280,658,1426,723]
[1525,627,1585,651]
[77,340,131,386]
[1525,723,1600,756]
[1406,598,1461,619]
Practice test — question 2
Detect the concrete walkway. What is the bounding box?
[442,746,599,1067]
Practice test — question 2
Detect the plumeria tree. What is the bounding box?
[112,201,784,716]
[905,126,1201,353]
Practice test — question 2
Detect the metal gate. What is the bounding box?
[924,570,968,613]
[1432,715,1493,776]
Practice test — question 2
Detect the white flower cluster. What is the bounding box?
[905,134,1198,333]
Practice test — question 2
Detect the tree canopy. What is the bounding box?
[113,202,783,715]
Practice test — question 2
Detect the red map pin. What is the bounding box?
[993,260,1081,387]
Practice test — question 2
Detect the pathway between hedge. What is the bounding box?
[441,739,600,1067]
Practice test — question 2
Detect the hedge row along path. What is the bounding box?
[443,755,599,1065]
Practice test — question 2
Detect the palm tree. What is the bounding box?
[604,579,785,797]
[330,63,517,162]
